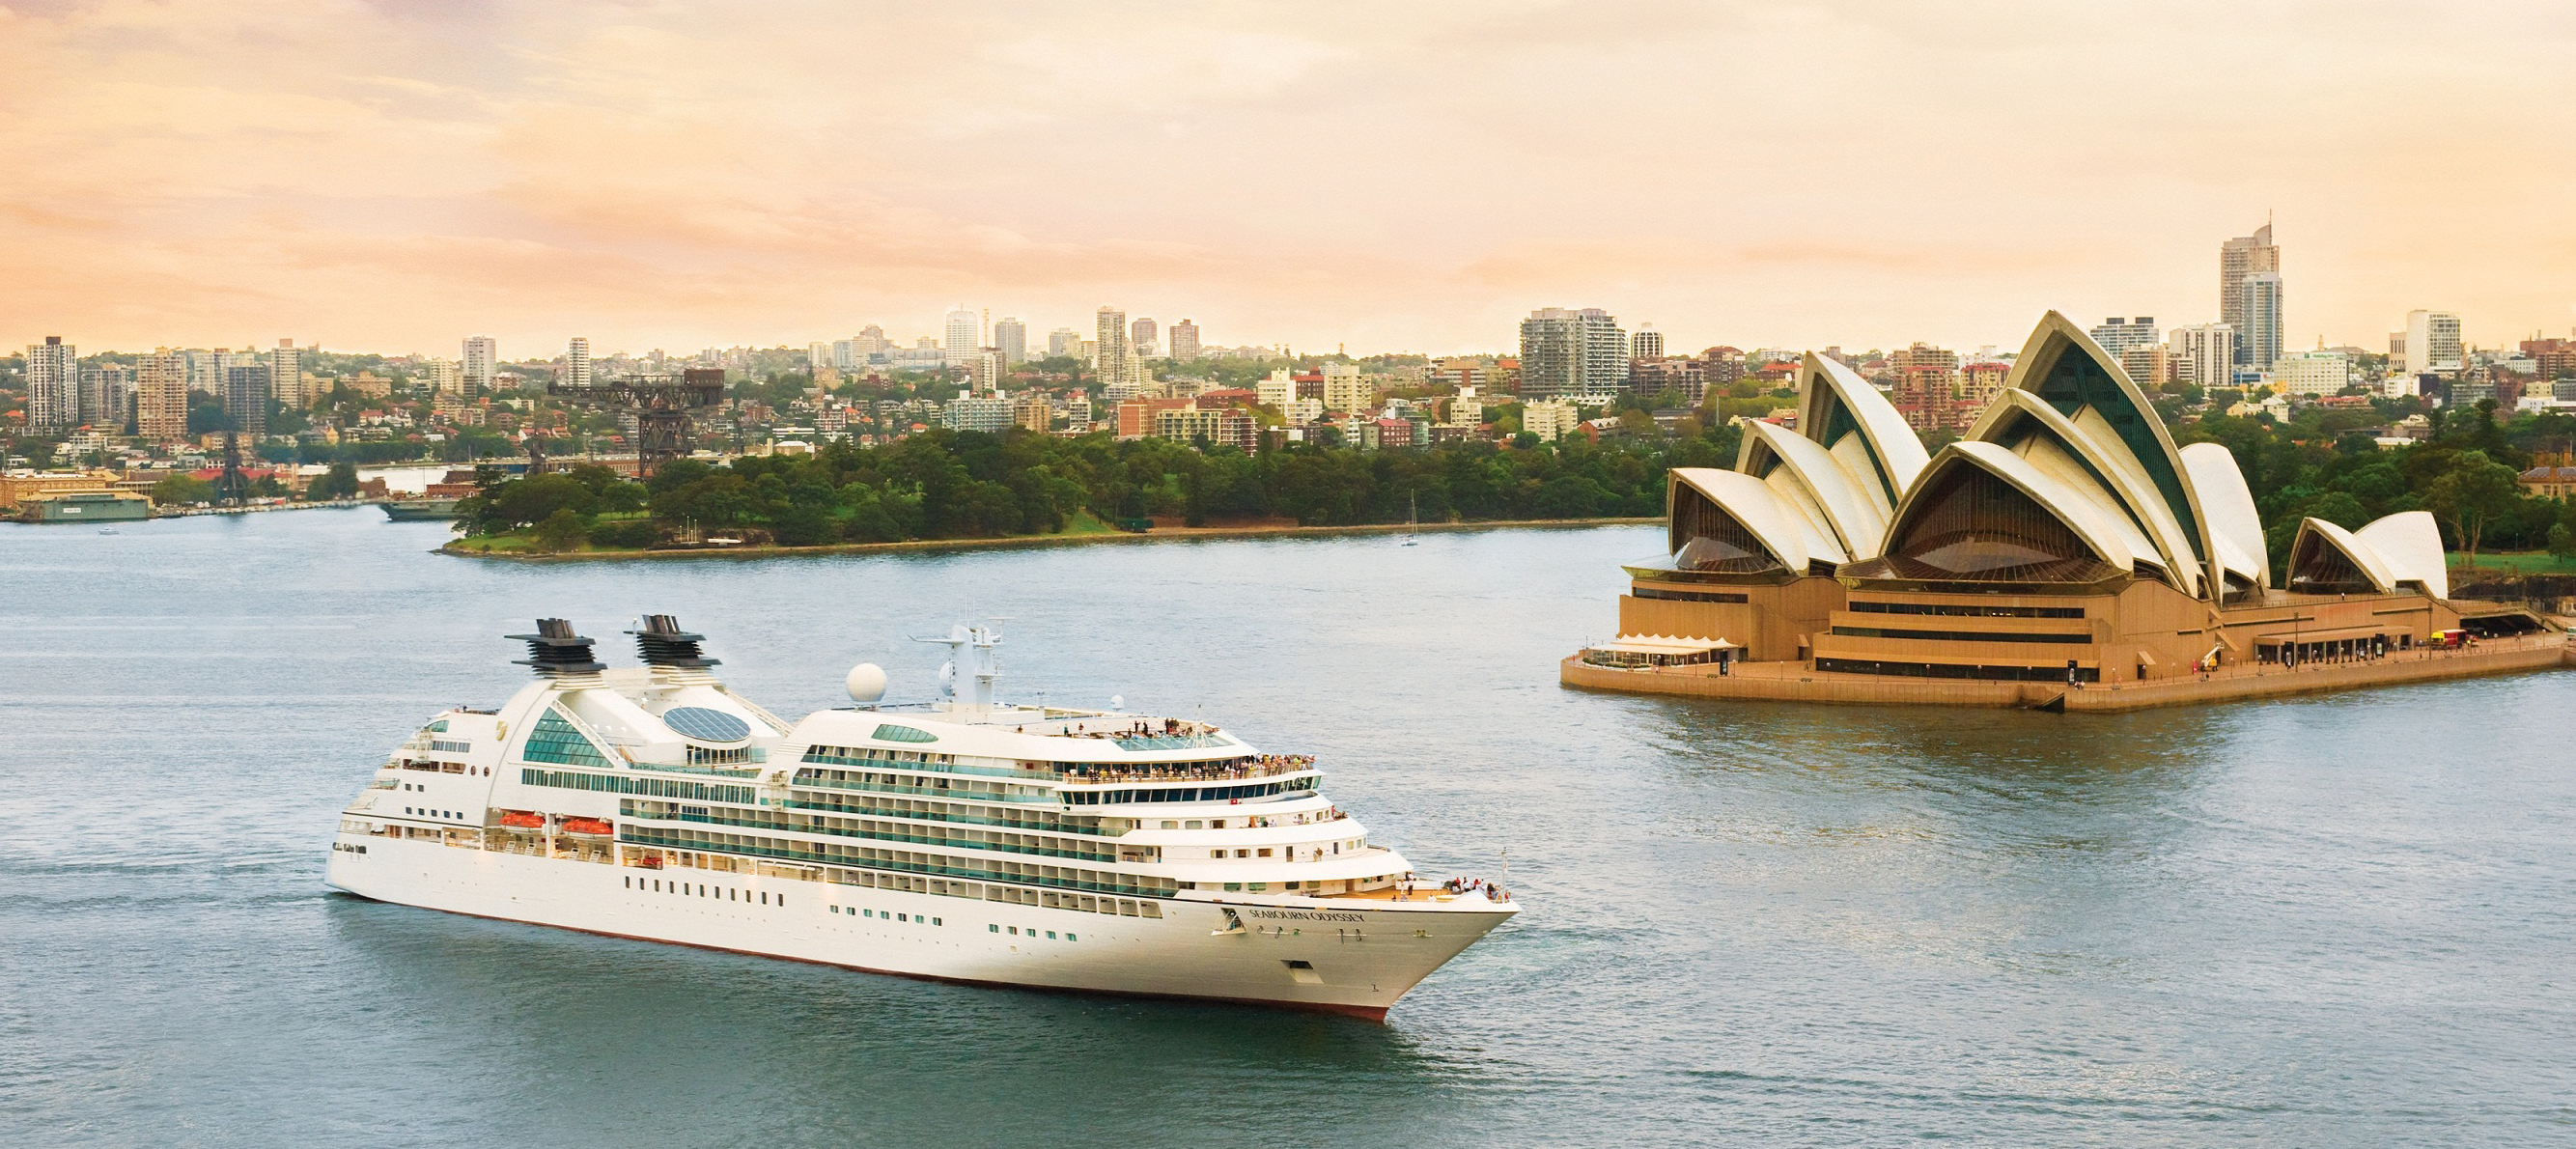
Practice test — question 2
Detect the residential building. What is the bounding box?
[2521,336,2576,379]
[1321,362,1368,412]
[966,349,1005,392]
[1962,360,2014,406]
[2521,465,2576,501]
[1012,392,1051,433]
[225,364,271,434]
[2220,223,2280,363]
[1631,326,1664,360]
[80,365,132,430]
[2273,348,2349,396]
[1888,342,1965,431]
[463,336,498,393]
[854,325,890,361]
[994,318,1027,365]
[939,391,1015,433]
[1095,307,1134,392]
[2117,345,2169,389]
[271,340,305,409]
[1048,327,1082,358]
[1115,397,1192,438]
[2400,310,2464,376]
[2236,272,2284,376]
[1131,318,1158,358]
[1169,320,1200,362]
[1284,397,1325,425]
[25,336,78,433]
[2088,317,2159,357]
[1154,406,1255,451]
[1523,399,1582,442]
[944,307,980,361]
[1256,368,1295,410]
[566,337,593,389]
[137,349,189,442]
[1520,308,1628,399]
[1630,357,1708,405]
[2169,323,2236,390]
[422,358,462,399]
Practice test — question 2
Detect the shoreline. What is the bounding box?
[437,516,1661,562]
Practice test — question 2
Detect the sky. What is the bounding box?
[4,0,2574,361]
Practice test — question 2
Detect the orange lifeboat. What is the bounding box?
[498,811,546,828]
[559,817,613,836]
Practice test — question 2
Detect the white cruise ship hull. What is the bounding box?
[327,835,1508,1019]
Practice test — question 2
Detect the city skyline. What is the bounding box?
[4,4,2575,355]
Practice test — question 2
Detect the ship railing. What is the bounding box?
[614,829,1178,899]
[629,807,1121,864]
[778,796,1125,837]
[1053,755,1318,787]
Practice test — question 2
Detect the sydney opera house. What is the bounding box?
[1563,313,2567,711]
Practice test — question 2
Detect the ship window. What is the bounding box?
[1065,933,1076,941]
[1186,821,1203,829]
[1257,849,1273,857]
[933,918,941,926]
[1223,883,1242,891]
[897,913,908,921]
[1008,926,1019,935]
[1046,931,1056,939]
[990,924,999,932]
[1162,821,1178,829]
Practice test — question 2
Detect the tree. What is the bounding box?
[531,508,589,552]
[151,474,215,505]
[306,462,361,500]
[2422,449,2522,562]
[2549,521,2576,565]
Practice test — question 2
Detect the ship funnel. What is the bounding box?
[630,613,719,669]
[507,618,606,677]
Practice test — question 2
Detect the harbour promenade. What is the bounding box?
[1562,631,2575,713]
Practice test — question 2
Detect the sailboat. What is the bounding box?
[1401,492,1418,546]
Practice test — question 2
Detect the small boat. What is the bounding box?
[497,811,546,828]
[1400,492,1418,546]
[98,527,119,535]
[383,497,463,521]
[558,817,614,836]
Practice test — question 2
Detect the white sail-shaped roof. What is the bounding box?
[2179,442,2268,596]
[1969,390,2202,596]
[1797,352,1927,508]
[1667,466,1811,572]
[1740,420,1880,561]
[2002,313,2220,593]
[2288,518,2398,594]
[2355,511,2448,599]
[1879,441,2141,575]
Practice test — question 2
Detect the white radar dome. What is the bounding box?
[844,662,888,704]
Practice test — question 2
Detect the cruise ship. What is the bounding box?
[324,617,1516,1018]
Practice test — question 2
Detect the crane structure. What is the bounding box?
[546,368,728,478]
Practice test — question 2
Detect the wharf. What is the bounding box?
[1560,632,2575,713]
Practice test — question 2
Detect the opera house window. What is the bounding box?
[1880,465,2113,583]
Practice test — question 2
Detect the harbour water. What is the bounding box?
[4,509,2571,1147]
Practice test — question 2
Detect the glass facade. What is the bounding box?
[522,709,610,768]
[1873,463,2117,583]
[1669,484,1785,574]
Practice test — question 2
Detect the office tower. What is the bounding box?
[2236,273,2283,377]
[2087,317,2159,357]
[567,337,594,388]
[2401,310,2464,376]
[2168,323,2236,390]
[81,365,132,429]
[1096,307,1132,389]
[2220,223,2280,364]
[462,336,498,393]
[225,364,271,434]
[25,336,77,433]
[137,349,189,442]
[1169,319,1200,362]
[271,340,305,410]
[1631,325,1664,360]
[1517,308,1629,398]
[1132,317,1159,358]
[1049,327,1081,358]
[994,317,1027,365]
[944,307,980,354]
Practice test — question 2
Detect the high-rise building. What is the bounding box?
[1095,307,1132,390]
[2401,310,2464,376]
[567,337,594,388]
[1518,307,1628,398]
[854,325,890,361]
[1169,319,1200,363]
[2168,323,2237,391]
[25,336,78,433]
[944,307,981,359]
[462,336,498,393]
[1131,318,1159,358]
[1631,325,1664,360]
[225,364,271,434]
[424,358,462,397]
[2118,345,2170,389]
[1048,327,1081,358]
[2088,317,2159,357]
[994,318,1027,365]
[137,350,189,442]
[2236,272,2284,377]
[80,365,132,430]
[2220,223,2280,364]
[271,340,305,410]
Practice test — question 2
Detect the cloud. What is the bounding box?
[2,0,2573,355]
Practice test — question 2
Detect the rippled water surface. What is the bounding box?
[4,510,2572,1147]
